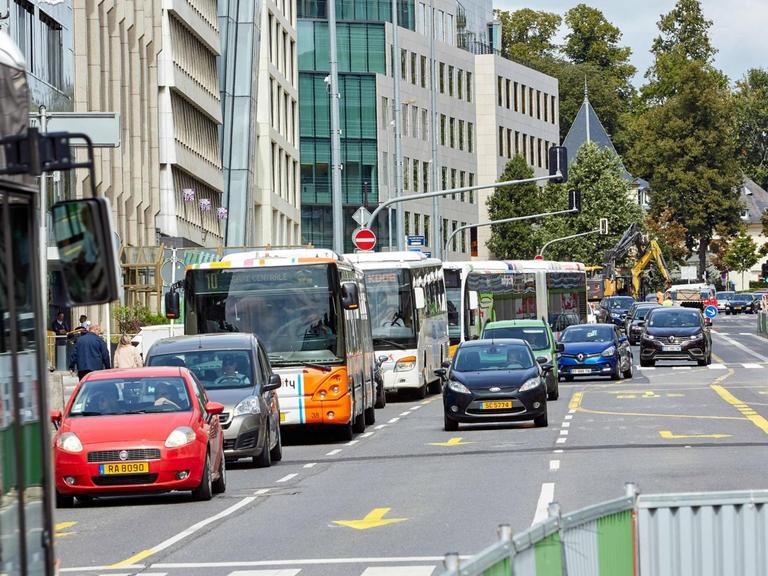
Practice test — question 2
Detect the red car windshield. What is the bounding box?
[68,377,192,416]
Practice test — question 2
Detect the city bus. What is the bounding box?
[176,249,377,438]
[442,261,508,355]
[465,260,588,335]
[0,29,121,575]
[345,251,449,398]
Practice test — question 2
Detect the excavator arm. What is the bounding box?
[602,223,643,297]
[631,240,671,296]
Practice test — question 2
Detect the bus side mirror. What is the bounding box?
[341,282,360,310]
[414,286,426,309]
[468,290,479,310]
[52,198,120,305]
[165,290,180,319]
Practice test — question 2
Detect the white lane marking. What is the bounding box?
[151,556,469,569]
[303,463,317,469]
[638,367,656,370]
[326,449,342,456]
[549,460,560,471]
[399,411,411,417]
[374,424,387,430]
[743,363,762,369]
[361,568,436,576]
[714,332,768,362]
[739,332,753,336]
[345,440,359,446]
[673,367,691,370]
[556,438,567,444]
[229,571,301,576]
[388,418,400,424]
[409,405,422,411]
[276,473,298,483]
[533,483,556,524]
[361,431,375,438]
[715,332,730,335]
[564,415,573,420]
[553,449,564,454]
[708,363,727,370]
[561,422,570,428]
[559,429,568,436]
[254,488,271,495]
[568,409,576,414]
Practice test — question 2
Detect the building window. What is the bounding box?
[441,166,448,189]
[417,1,426,35]
[497,76,503,107]
[461,222,467,253]
[451,167,457,189]
[466,71,472,102]
[469,173,475,204]
[442,218,448,248]
[515,131,520,155]
[404,156,409,190]
[551,95,556,124]
[505,79,511,109]
[529,134,535,162]
[529,87,535,117]
[522,133,527,161]
[543,93,549,122]
[422,109,429,141]
[467,122,474,153]
[448,65,454,97]
[405,211,410,235]
[410,52,417,84]
[425,215,431,245]
[420,55,427,88]
[459,171,465,202]
[537,139,542,167]
[413,159,419,192]
[422,160,429,192]
[402,103,409,135]
[412,106,419,138]
[381,96,389,127]
[451,221,457,250]
[506,129,512,159]
[440,114,446,145]
[439,62,445,93]
[536,90,541,119]
[514,81,518,111]
[414,213,420,235]
[457,69,464,99]
[498,126,504,157]
[458,119,464,150]
[449,117,455,148]
[401,48,407,79]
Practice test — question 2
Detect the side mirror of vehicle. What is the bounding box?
[205,401,225,416]
[341,282,360,310]
[704,317,712,327]
[541,363,554,373]
[50,410,62,429]
[434,368,447,378]
[536,356,548,365]
[377,355,389,365]
[52,198,121,305]
[441,360,452,368]
[637,320,645,327]
[165,290,180,319]
[555,343,565,353]
[264,373,282,391]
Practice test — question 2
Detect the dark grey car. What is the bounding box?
[146,333,283,467]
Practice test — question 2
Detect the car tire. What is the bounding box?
[414,383,427,400]
[640,358,655,367]
[253,430,272,468]
[564,375,574,382]
[192,453,213,501]
[547,375,559,401]
[365,405,376,425]
[610,363,621,380]
[697,358,707,366]
[374,384,386,409]
[212,455,226,494]
[269,426,283,462]
[444,413,459,431]
[353,409,366,433]
[534,410,549,428]
[56,492,75,509]
[622,360,633,379]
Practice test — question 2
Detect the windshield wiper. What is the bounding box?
[271,359,334,372]
[71,411,103,417]
[373,338,406,350]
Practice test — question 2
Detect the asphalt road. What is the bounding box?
[55,313,768,576]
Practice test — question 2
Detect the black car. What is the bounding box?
[145,333,283,467]
[625,303,661,345]
[439,339,550,431]
[597,296,637,328]
[639,307,711,367]
[726,293,757,315]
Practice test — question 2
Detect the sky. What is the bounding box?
[495,0,767,86]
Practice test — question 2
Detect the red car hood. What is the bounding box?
[61,412,195,445]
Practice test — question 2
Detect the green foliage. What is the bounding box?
[539,143,643,265]
[493,8,561,67]
[734,68,768,190]
[723,233,760,274]
[486,156,544,259]
[115,304,169,335]
[651,0,716,63]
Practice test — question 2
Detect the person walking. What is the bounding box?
[113,334,143,368]
[69,324,111,380]
[51,312,69,335]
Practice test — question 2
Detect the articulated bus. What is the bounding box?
[345,252,449,398]
[445,260,588,344]
[181,249,377,438]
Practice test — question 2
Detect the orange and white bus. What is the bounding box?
[181,249,377,439]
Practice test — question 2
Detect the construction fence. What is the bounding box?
[437,485,768,576]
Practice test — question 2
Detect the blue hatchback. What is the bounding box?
[558,324,633,381]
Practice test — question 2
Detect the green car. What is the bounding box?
[481,320,562,400]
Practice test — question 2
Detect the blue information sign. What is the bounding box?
[704,305,718,319]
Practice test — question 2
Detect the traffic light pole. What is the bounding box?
[538,217,608,258]
[443,208,578,260]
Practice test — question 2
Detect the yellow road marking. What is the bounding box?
[569,392,583,411]
[54,522,77,531]
[659,430,731,439]
[711,384,768,435]
[429,437,473,447]
[333,508,407,530]
[109,549,154,568]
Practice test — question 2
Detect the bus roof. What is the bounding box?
[442,260,509,273]
[345,251,443,269]
[505,260,586,272]
[189,248,344,270]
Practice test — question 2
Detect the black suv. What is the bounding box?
[625,303,661,345]
[726,293,757,315]
[146,333,283,467]
[597,296,637,328]
[639,307,711,367]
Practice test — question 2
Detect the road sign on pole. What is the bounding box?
[352,206,371,226]
[407,234,425,247]
[352,228,377,251]
[704,305,718,319]
[534,254,543,260]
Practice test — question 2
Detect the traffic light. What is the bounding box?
[568,189,581,213]
[548,146,568,183]
[599,218,609,235]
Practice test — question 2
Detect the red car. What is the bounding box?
[51,367,226,507]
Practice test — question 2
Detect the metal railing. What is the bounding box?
[438,485,768,576]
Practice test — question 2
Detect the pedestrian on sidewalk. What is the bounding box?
[69,324,111,380]
[113,334,143,368]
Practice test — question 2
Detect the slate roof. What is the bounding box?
[741,178,768,226]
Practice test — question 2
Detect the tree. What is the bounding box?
[626,0,743,278]
[539,143,643,265]
[644,208,689,264]
[723,232,760,288]
[493,9,561,67]
[486,156,544,259]
[734,68,768,190]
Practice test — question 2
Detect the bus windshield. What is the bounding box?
[364,269,417,349]
[187,264,343,364]
[444,269,461,344]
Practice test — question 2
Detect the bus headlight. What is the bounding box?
[56,432,83,453]
[395,356,417,372]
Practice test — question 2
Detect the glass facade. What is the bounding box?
[298,0,415,30]
[298,21,386,73]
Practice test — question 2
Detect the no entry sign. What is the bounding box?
[352,228,377,251]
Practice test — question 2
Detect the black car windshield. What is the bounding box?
[148,350,253,390]
[483,326,550,350]
[68,377,192,416]
[560,326,614,343]
[633,306,658,320]
[648,310,700,328]
[717,292,735,299]
[607,297,635,309]
[453,343,534,371]
[731,295,752,302]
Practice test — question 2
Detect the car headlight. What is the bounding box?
[446,380,471,394]
[56,432,83,453]
[233,395,261,416]
[611,312,621,318]
[689,333,703,341]
[519,378,541,392]
[164,426,196,448]
[395,356,417,372]
[642,334,655,340]
[602,346,616,357]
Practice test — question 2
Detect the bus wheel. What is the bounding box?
[353,410,366,434]
[374,384,387,409]
[56,492,75,508]
[428,378,441,395]
[365,405,376,425]
[414,384,427,400]
[338,421,354,441]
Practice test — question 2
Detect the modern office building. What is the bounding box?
[297,0,560,258]
[219,0,300,247]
